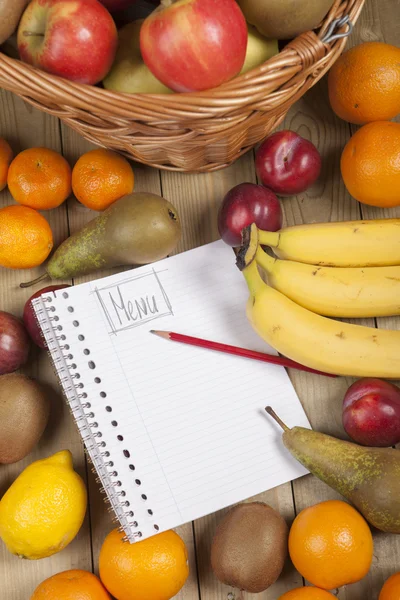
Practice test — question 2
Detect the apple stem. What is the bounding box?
[265,406,290,431]
[20,273,50,289]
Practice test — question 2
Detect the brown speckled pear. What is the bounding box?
[21,193,181,287]
[266,407,400,534]
[0,0,30,45]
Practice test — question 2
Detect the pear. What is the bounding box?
[0,0,30,45]
[240,25,278,75]
[266,407,400,534]
[21,192,181,287]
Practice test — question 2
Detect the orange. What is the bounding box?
[30,569,111,600]
[328,42,400,124]
[99,528,189,600]
[0,138,13,191]
[8,147,72,210]
[379,572,400,600]
[341,121,400,208]
[279,588,337,599]
[0,205,53,269]
[72,149,134,211]
[288,500,373,590]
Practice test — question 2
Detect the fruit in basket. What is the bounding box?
[218,183,282,247]
[257,218,400,267]
[72,149,134,211]
[288,500,373,590]
[0,0,30,45]
[23,285,70,349]
[0,311,30,375]
[31,569,111,600]
[237,225,400,378]
[211,502,288,593]
[237,0,335,39]
[266,406,400,534]
[240,25,279,75]
[279,590,336,599]
[99,528,189,600]
[0,373,50,464]
[17,0,118,85]
[21,193,181,286]
[104,20,172,94]
[0,450,87,559]
[341,121,400,208]
[8,147,72,210]
[0,138,13,191]
[140,0,247,92]
[256,131,321,196]
[0,205,53,269]
[328,42,400,124]
[256,246,400,318]
[343,379,400,447]
[380,572,400,600]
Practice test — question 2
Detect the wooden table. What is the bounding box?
[1,1,399,597]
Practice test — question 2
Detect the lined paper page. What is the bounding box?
[46,241,310,540]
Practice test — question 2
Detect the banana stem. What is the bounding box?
[255,247,276,273]
[265,407,290,431]
[258,230,280,248]
[20,273,50,289]
[242,259,265,297]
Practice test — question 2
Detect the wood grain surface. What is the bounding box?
[0,0,399,598]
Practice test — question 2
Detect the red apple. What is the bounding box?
[218,183,282,247]
[23,285,70,349]
[256,131,322,196]
[0,311,31,375]
[140,0,247,92]
[18,0,118,85]
[343,378,400,447]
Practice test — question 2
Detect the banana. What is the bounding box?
[256,247,400,318]
[241,259,400,379]
[258,219,400,267]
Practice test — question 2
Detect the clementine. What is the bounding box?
[279,588,337,599]
[328,42,400,124]
[30,569,111,600]
[72,149,134,211]
[0,205,53,269]
[379,572,400,600]
[0,138,13,191]
[341,121,400,208]
[289,500,373,590]
[99,528,189,600]
[8,147,72,210]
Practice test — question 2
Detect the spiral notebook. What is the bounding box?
[33,240,310,543]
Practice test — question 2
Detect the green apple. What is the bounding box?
[240,24,279,75]
[103,20,172,94]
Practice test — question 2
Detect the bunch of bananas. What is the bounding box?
[237,220,400,378]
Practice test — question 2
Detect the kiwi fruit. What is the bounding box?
[0,373,50,464]
[211,502,288,593]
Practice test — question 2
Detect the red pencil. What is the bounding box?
[150,330,337,378]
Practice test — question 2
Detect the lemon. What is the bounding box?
[0,450,87,560]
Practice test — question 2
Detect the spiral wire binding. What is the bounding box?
[33,292,144,543]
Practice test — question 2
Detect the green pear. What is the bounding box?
[266,407,400,533]
[240,25,278,75]
[103,20,172,94]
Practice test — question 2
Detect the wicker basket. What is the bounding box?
[0,0,365,173]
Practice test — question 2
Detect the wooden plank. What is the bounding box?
[161,153,301,599]
[0,92,92,598]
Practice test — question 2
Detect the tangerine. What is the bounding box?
[0,138,13,191]
[0,205,53,269]
[379,572,400,600]
[8,147,72,210]
[30,569,111,600]
[328,42,400,124]
[341,121,400,208]
[99,528,189,600]
[279,588,337,599]
[288,500,373,590]
[72,149,134,211]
